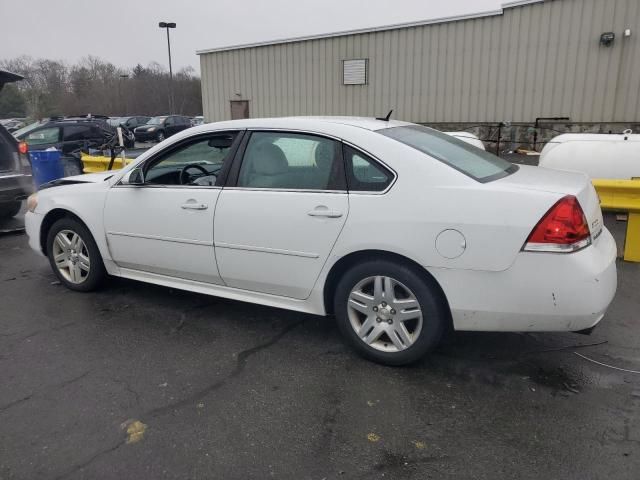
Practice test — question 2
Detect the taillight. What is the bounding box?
[18,141,28,155]
[523,195,591,253]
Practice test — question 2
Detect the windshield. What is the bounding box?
[147,116,166,125]
[379,125,517,182]
[12,121,43,139]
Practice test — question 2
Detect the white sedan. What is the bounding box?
[25,117,617,365]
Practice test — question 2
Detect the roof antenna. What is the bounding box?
[376,109,393,122]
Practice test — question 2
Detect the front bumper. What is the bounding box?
[25,211,44,255]
[134,130,159,141]
[430,227,618,332]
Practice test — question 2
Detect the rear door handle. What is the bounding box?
[307,209,343,218]
[181,203,208,210]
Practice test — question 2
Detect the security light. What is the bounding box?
[600,32,615,46]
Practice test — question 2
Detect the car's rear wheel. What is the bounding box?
[46,217,106,292]
[156,131,165,142]
[334,260,447,366]
[0,201,22,219]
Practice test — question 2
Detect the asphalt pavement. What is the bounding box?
[1,213,639,479]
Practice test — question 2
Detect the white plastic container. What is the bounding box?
[539,131,640,179]
[445,132,485,150]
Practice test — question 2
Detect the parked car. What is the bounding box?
[445,131,485,150]
[540,131,640,179]
[0,118,27,133]
[24,117,617,365]
[15,117,134,153]
[134,115,191,142]
[191,116,204,127]
[108,116,150,131]
[0,70,32,219]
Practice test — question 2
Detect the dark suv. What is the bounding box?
[134,115,191,142]
[15,117,134,153]
[0,70,32,219]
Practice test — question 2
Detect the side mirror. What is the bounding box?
[121,167,144,185]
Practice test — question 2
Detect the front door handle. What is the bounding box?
[307,209,343,218]
[181,203,208,210]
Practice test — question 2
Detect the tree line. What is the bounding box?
[0,56,202,119]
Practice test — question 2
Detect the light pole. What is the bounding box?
[158,21,176,113]
[119,74,129,114]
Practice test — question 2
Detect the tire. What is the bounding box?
[46,217,106,292]
[333,259,448,366]
[0,201,21,219]
[156,131,165,142]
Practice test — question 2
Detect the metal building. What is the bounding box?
[198,0,640,125]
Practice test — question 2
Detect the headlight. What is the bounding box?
[27,193,38,212]
[147,127,156,132]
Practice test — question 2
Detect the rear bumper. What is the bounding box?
[430,227,618,332]
[25,211,44,255]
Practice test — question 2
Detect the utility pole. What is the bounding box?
[158,22,176,113]
[119,74,129,114]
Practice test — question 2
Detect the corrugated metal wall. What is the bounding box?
[200,0,640,123]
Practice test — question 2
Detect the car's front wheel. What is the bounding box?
[156,131,165,142]
[46,217,106,292]
[334,260,448,366]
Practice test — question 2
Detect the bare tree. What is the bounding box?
[0,56,202,119]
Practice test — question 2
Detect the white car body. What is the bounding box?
[540,132,640,179]
[445,131,486,150]
[26,117,617,333]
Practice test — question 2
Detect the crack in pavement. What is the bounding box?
[107,377,142,407]
[144,319,305,420]
[52,440,125,480]
[0,393,33,413]
[0,370,91,414]
[41,320,304,479]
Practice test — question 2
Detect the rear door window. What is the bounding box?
[25,127,60,145]
[237,131,345,190]
[63,125,94,141]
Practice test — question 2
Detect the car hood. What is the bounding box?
[65,171,116,183]
[41,171,115,186]
[135,125,158,131]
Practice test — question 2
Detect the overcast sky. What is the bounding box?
[1,0,504,73]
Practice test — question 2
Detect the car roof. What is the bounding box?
[198,116,413,132]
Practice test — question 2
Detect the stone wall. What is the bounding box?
[427,122,640,155]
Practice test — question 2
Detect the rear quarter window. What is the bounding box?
[343,145,393,192]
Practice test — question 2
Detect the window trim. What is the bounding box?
[226,129,348,193]
[115,130,245,189]
[341,141,397,195]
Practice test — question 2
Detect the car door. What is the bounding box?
[62,124,94,154]
[164,117,176,136]
[214,130,349,299]
[103,131,242,284]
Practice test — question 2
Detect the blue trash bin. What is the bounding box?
[29,150,64,189]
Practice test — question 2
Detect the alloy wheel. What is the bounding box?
[52,230,91,284]
[347,275,423,352]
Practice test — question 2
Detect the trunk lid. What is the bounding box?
[495,164,603,239]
